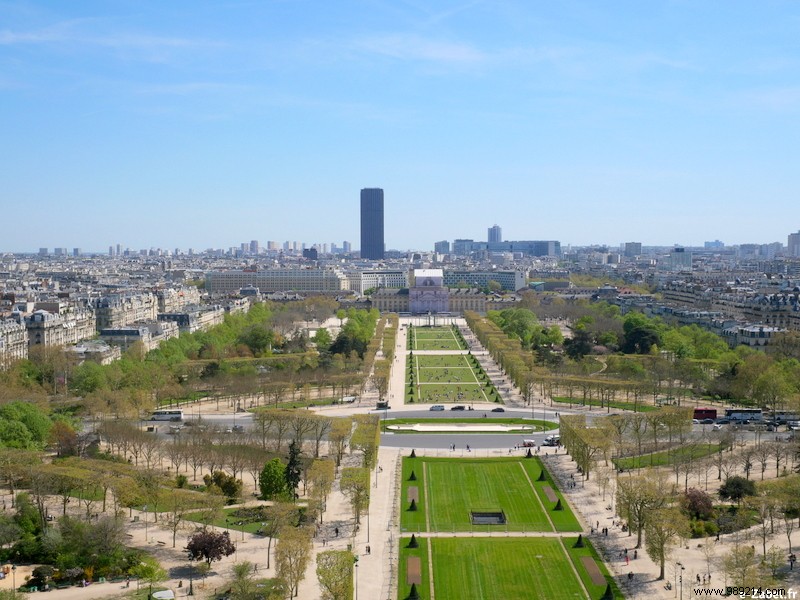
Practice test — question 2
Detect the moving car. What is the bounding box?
[430,405,445,411]
[450,405,466,411]
[491,407,505,413]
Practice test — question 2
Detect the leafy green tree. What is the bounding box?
[644,507,691,580]
[719,476,757,506]
[203,471,243,504]
[622,313,663,354]
[259,458,288,500]
[0,401,52,449]
[340,467,370,525]
[275,525,313,598]
[130,555,168,597]
[230,561,258,600]
[313,328,332,352]
[316,550,354,600]
[564,326,592,359]
[285,441,302,499]
[261,502,299,569]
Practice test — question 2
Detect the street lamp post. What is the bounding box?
[11,564,16,591]
[354,562,359,600]
[188,557,194,596]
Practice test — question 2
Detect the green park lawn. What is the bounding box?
[430,537,588,600]
[552,396,658,412]
[185,505,271,534]
[408,326,466,351]
[400,456,579,533]
[409,383,491,404]
[407,354,500,404]
[613,442,723,470]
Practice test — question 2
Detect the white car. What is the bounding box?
[429,405,445,411]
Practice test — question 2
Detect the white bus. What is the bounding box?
[150,409,184,422]
[724,408,763,422]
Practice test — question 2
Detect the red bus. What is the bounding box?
[693,408,717,420]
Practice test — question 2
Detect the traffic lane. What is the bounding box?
[372,409,559,420]
[379,432,561,450]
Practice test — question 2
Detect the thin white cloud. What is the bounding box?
[353,33,485,64]
[134,82,248,95]
[0,19,216,51]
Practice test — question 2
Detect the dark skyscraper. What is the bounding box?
[360,188,384,259]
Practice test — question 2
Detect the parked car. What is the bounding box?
[429,405,445,411]
[701,418,715,425]
[491,407,505,413]
[451,405,466,411]
[716,418,731,425]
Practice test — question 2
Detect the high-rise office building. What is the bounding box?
[624,242,642,258]
[488,225,502,243]
[343,241,352,253]
[434,240,450,254]
[788,232,800,257]
[360,188,385,260]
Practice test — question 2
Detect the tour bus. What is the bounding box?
[693,408,717,421]
[724,408,763,422]
[149,409,184,422]
[768,411,800,425]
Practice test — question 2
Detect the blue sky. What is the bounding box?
[2,1,800,253]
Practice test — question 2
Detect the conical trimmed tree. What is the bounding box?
[554,499,563,511]
[407,534,419,548]
[409,499,418,511]
[409,471,417,481]
[525,448,533,459]
[537,470,546,481]
[574,534,584,548]
[410,449,417,458]
[600,583,613,600]
[407,582,421,600]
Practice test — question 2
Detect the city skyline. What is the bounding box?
[3,1,800,251]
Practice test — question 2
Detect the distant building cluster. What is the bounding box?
[4,190,800,365]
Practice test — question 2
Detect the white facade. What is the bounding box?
[0,319,28,364]
[205,269,348,294]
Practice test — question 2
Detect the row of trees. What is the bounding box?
[613,469,800,586]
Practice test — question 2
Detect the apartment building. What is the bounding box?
[0,319,28,364]
[155,286,202,313]
[99,320,179,352]
[158,305,225,334]
[205,269,349,294]
[92,293,159,329]
[25,308,96,347]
